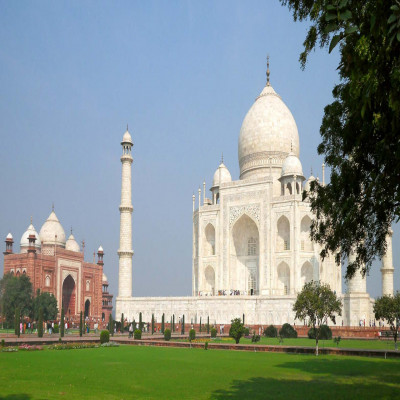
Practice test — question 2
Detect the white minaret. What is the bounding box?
[381,228,394,296]
[118,127,134,299]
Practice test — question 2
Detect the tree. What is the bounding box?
[0,273,33,325]
[121,313,124,333]
[280,0,400,279]
[109,313,114,336]
[60,308,65,338]
[139,312,143,331]
[15,307,20,337]
[38,307,43,338]
[293,281,342,356]
[151,314,155,335]
[374,292,400,350]
[200,316,202,333]
[181,315,185,335]
[172,315,175,332]
[161,313,165,334]
[229,318,245,344]
[207,316,210,334]
[33,289,58,321]
[79,311,83,337]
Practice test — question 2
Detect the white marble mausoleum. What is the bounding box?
[116,65,394,326]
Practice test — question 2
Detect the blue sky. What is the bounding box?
[0,0,398,301]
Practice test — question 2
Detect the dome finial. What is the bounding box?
[71,226,73,235]
[127,123,128,131]
[266,55,270,86]
[30,216,33,224]
[221,152,224,164]
[290,139,293,153]
[52,202,54,212]
[311,167,313,176]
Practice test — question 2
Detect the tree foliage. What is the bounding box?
[281,0,400,278]
[374,292,400,349]
[0,273,33,324]
[33,289,58,321]
[229,318,245,344]
[293,281,342,355]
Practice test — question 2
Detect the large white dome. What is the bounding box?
[20,223,41,250]
[39,211,66,247]
[238,84,300,179]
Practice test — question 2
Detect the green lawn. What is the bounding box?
[0,345,399,399]
[203,336,399,350]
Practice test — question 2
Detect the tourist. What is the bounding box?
[129,323,133,338]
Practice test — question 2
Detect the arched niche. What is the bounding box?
[300,215,314,252]
[277,262,290,295]
[204,223,215,256]
[231,214,259,294]
[301,261,313,287]
[84,299,90,318]
[277,216,290,251]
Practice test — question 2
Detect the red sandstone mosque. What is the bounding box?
[3,208,113,323]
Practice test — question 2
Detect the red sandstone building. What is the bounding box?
[3,209,113,323]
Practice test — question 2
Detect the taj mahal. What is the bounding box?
[116,63,395,327]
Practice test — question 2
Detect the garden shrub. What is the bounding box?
[100,330,110,344]
[251,333,261,343]
[264,325,278,338]
[189,329,196,342]
[210,327,217,338]
[53,324,59,334]
[308,325,332,340]
[333,336,341,346]
[134,329,142,339]
[204,341,208,350]
[279,323,298,338]
[164,328,171,341]
[244,327,250,336]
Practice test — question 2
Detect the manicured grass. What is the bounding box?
[205,336,399,350]
[0,345,399,399]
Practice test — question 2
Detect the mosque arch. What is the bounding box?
[286,182,292,195]
[204,265,215,294]
[45,275,51,287]
[277,216,290,251]
[231,214,259,295]
[301,261,313,287]
[62,275,76,316]
[277,262,290,295]
[300,215,313,252]
[204,223,216,256]
[84,299,90,318]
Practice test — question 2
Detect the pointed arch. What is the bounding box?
[204,265,215,295]
[62,275,76,316]
[277,262,290,295]
[230,214,259,294]
[277,216,290,251]
[301,261,313,287]
[204,223,215,256]
[300,215,313,252]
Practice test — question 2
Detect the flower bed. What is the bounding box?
[48,342,98,350]
[18,344,43,351]
[100,342,120,347]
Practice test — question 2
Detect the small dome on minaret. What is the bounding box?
[121,126,133,145]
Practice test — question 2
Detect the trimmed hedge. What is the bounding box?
[134,329,142,340]
[308,325,332,340]
[264,325,277,338]
[279,323,298,338]
[100,330,110,344]
[164,328,171,341]
[210,328,217,338]
[189,329,196,341]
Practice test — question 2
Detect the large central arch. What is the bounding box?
[62,275,76,316]
[230,214,259,294]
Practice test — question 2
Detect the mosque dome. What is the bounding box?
[65,233,80,252]
[39,211,66,247]
[98,245,104,252]
[212,162,232,188]
[281,152,304,178]
[304,174,316,192]
[20,223,41,249]
[6,233,13,240]
[121,129,133,145]
[102,272,108,283]
[238,83,300,179]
